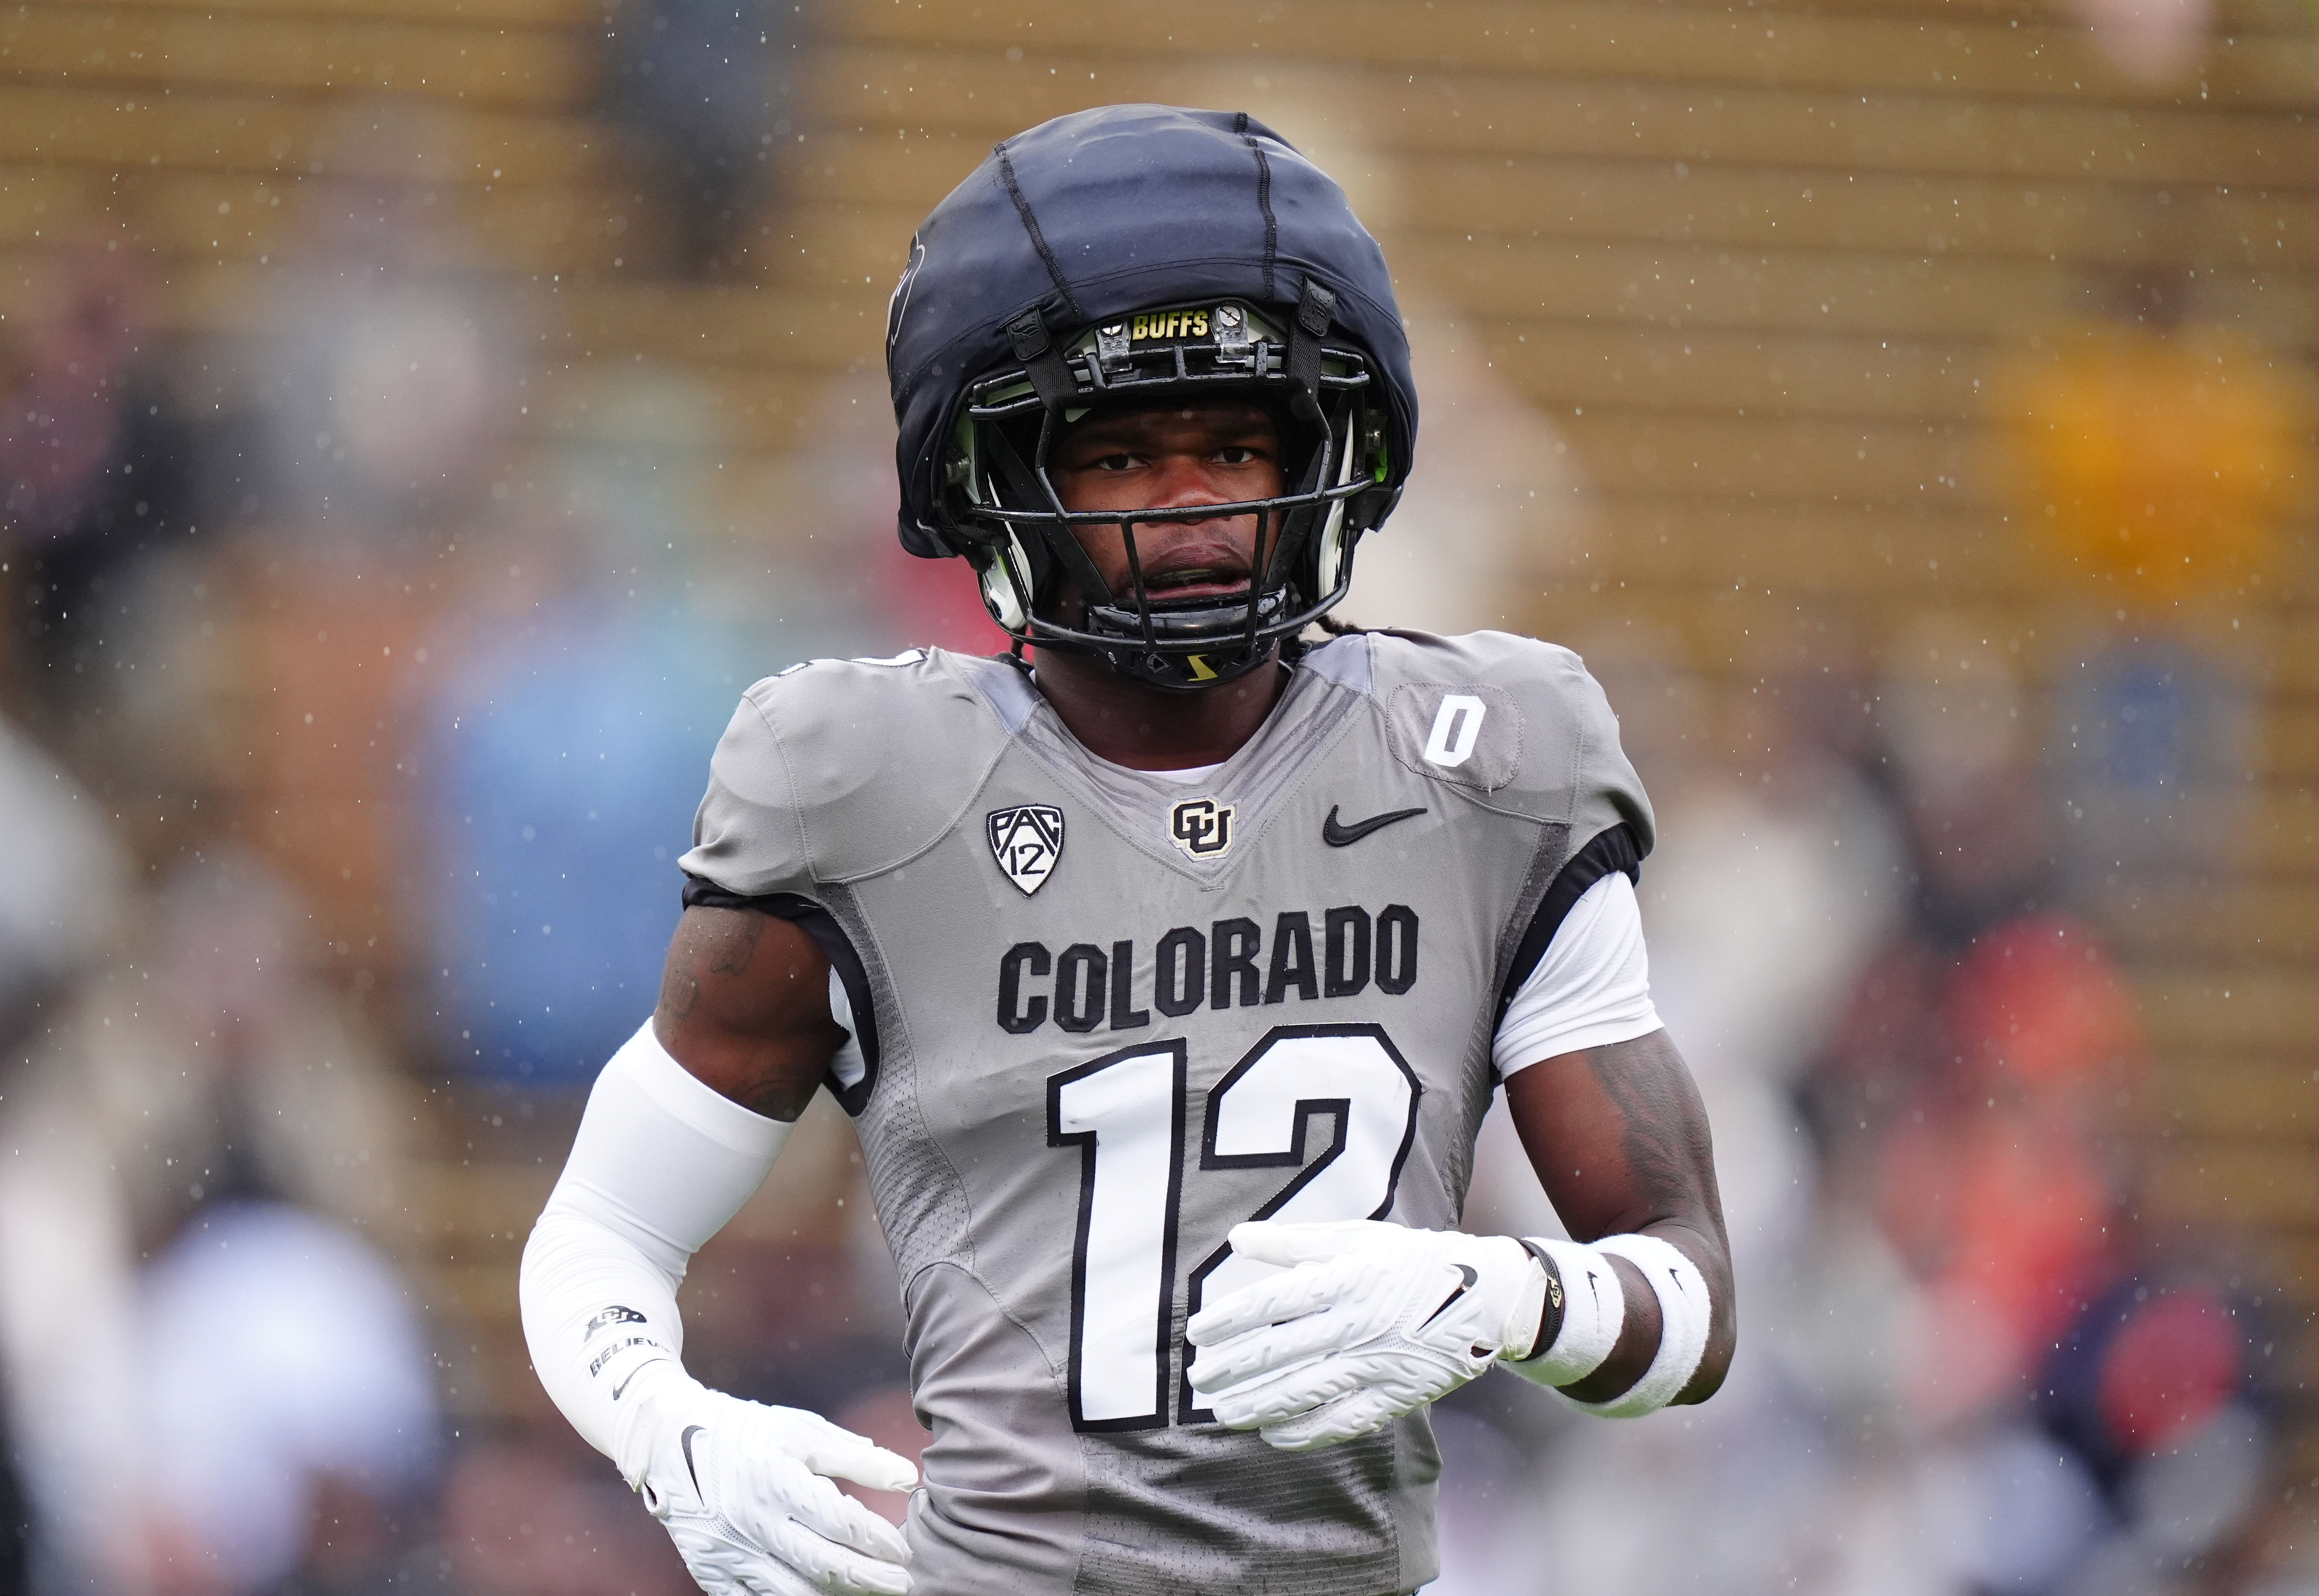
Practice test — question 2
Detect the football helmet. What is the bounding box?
[886,105,1419,689]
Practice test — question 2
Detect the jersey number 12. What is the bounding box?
[1045,1023,1421,1431]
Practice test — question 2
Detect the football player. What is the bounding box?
[521,104,1734,1596]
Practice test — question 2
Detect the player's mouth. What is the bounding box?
[1138,540,1253,602]
[1143,566,1251,602]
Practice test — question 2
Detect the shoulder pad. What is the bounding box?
[679,649,1024,894]
[1358,629,1654,854]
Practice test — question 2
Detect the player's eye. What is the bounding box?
[1215,445,1264,465]
[1089,451,1139,472]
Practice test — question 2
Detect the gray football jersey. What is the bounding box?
[679,630,1652,1596]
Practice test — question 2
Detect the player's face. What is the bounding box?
[1048,401,1285,604]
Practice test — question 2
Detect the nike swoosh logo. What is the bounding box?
[1322,804,1426,847]
[680,1426,706,1496]
[610,1358,658,1401]
[1418,1264,1479,1332]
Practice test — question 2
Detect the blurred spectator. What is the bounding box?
[107,852,429,1245]
[1878,616,2056,947]
[0,716,128,1595]
[140,1202,438,1595]
[0,245,209,755]
[257,263,510,542]
[1812,629,2119,1434]
[420,563,745,1079]
[599,0,798,278]
[419,371,853,1081]
[1620,641,1905,1284]
[1781,615,2281,1594]
[0,711,131,1044]
[2052,636,2256,916]
[2068,0,2209,82]
[1451,616,2284,1596]
[801,370,1004,656]
[0,850,436,1594]
[432,1432,690,1596]
[252,103,512,534]
[2039,1276,2274,1586]
[1342,305,1590,635]
[1867,916,2145,1426]
[218,109,523,976]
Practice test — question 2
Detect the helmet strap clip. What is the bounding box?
[1286,279,1337,424]
[1006,309,1082,411]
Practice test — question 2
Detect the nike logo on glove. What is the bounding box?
[1418,1264,1479,1331]
[681,1425,706,1494]
[1322,805,1426,847]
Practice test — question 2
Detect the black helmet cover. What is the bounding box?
[885,104,1418,687]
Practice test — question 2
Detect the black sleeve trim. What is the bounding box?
[679,876,881,1116]
[1493,823,1643,1024]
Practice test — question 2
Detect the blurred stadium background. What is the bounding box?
[0,0,2315,1592]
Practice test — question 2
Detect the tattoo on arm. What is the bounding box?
[657,958,699,1021]
[1506,1029,1736,1405]
[1584,1041,1708,1220]
[658,910,768,1022]
[707,913,766,976]
[654,907,842,1121]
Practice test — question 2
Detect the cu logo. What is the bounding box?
[1168,798,1235,859]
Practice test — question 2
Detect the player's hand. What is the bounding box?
[623,1370,917,1596]
[1185,1220,1541,1452]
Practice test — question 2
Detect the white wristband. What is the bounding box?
[1502,1237,1625,1387]
[1564,1233,1711,1419]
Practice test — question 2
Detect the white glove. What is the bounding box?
[1184,1220,1544,1451]
[620,1366,919,1596]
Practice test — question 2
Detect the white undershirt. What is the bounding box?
[1492,871,1660,1075]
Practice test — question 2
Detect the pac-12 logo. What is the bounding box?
[1168,798,1235,859]
[988,805,1064,895]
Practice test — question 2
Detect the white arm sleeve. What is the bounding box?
[519,1020,791,1473]
[1492,871,1662,1077]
